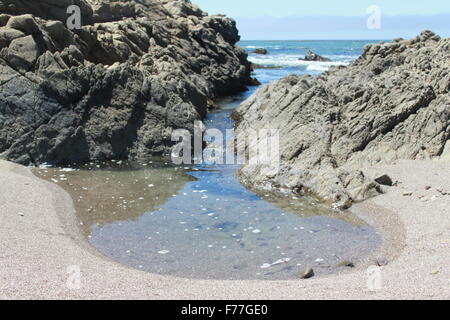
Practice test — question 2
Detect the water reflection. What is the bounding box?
[35,159,381,280]
[35,159,195,235]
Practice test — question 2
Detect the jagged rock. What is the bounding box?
[0,28,25,48]
[235,31,449,208]
[299,50,331,62]
[0,0,252,165]
[0,0,94,24]
[252,48,268,55]
[1,35,40,73]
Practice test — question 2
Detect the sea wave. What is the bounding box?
[249,54,350,70]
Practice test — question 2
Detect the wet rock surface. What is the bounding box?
[235,31,449,208]
[299,50,331,62]
[252,48,268,55]
[0,0,252,165]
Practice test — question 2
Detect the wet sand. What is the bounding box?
[0,159,449,299]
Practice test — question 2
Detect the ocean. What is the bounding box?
[239,40,382,84]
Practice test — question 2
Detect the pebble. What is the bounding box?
[158,250,170,255]
[299,268,315,279]
[376,256,389,266]
[403,191,413,196]
[18,212,24,217]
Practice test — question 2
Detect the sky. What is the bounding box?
[192,0,450,40]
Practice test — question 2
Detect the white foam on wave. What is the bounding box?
[245,45,282,50]
[249,54,350,71]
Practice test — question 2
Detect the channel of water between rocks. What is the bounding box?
[34,87,382,280]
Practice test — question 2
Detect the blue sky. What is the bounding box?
[193,0,450,40]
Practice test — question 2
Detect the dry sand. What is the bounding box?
[0,159,449,300]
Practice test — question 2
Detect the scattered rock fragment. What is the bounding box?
[403,192,413,197]
[374,174,393,186]
[299,268,315,279]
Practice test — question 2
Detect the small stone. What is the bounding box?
[299,268,315,279]
[430,270,440,275]
[374,174,393,186]
[18,212,24,216]
[425,186,432,190]
[403,191,413,196]
[376,256,388,266]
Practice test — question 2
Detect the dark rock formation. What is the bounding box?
[252,48,268,55]
[299,50,331,62]
[234,31,449,208]
[0,0,252,165]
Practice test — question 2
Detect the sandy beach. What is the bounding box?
[0,159,448,300]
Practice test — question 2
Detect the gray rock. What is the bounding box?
[374,174,393,187]
[235,31,449,208]
[0,0,252,165]
[1,35,40,72]
[0,28,25,49]
[299,50,331,62]
[376,256,389,267]
[252,48,268,55]
[299,268,315,279]
[5,14,40,34]
[0,0,94,24]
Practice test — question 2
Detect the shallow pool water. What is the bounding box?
[35,91,381,280]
